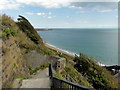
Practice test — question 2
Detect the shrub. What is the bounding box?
[2,14,17,38]
[2,32,7,38]
[17,15,43,44]
[11,28,17,35]
[73,53,118,89]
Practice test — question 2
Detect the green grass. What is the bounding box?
[55,63,93,88]
[54,73,63,79]
[64,63,93,88]
[13,75,32,79]
[7,82,13,88]
[1,15,18,38]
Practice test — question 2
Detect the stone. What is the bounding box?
[56,58,66,73]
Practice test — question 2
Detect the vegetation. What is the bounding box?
[16,15,60,56]
[73,53,118,89]
[1,15,18,38]
[2,14,118,89]
[17,15,43,44]
[55,63,93,88]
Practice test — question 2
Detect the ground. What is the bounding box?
[20,68,50,88]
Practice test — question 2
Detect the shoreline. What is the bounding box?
[44,42,107,66]
[45,43,75,57]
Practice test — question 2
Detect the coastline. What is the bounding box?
[44,43,75,57]
[44,42,106,66]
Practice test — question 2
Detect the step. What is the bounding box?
[21,78,50,88]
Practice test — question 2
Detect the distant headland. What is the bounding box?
[35,28,53,31]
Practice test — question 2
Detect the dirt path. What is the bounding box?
[20,68,51,88]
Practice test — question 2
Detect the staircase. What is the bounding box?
[20,68,50,88]
[20,64,93,90]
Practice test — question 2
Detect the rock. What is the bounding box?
[56,58,66,73]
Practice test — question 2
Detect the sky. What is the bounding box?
[0,0,119,28]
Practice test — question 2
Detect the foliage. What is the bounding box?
[61,63,93,88]
[54,62,92,88]
[2,27,17,38]
[7,82,13,88]
[73,53,118,89]
[17,15,43,44]
[1,14,18,38]
[54,73,63,79]
[15,30,38,51]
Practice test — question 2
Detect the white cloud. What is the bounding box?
[26,12,52,16]
[71,2,118,13]
[0,0,20,10]
[37,13,45,15]
[26,12,34,15]
[76,10,86,14]
[16,0,74,8]
[48,15,56,19]
[0,0,119,10]
[26,12,56,19]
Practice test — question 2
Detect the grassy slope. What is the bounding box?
[73,53,118,89]
[1,15,71,87]
[1,15,54,87]
[54,63,93,88]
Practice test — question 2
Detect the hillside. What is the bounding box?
[1,15,118,89]
[1,14,56,88]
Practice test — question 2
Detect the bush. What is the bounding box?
[11,28,17,35]
[2,15,17,38]
[17,15,43,44]
[73,53,118,89]
[2,32,7,38]
[4,28,11,35]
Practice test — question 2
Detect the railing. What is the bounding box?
[49,64,94,90]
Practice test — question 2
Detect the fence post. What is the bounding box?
[49,64,54,89]
[49,64,51,77]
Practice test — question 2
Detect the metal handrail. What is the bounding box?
[49,64,94,90]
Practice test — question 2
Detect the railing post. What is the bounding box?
[49,64,51,77]
[49,64,54,89]
[60,80,62,89]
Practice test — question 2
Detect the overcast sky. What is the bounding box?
[0,0,119,28]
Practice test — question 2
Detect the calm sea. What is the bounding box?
[38,28,118,65]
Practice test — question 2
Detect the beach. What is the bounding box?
[44,43,75,57]
[44,42,106,66]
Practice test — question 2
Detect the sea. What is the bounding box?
[38,28,118,66]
